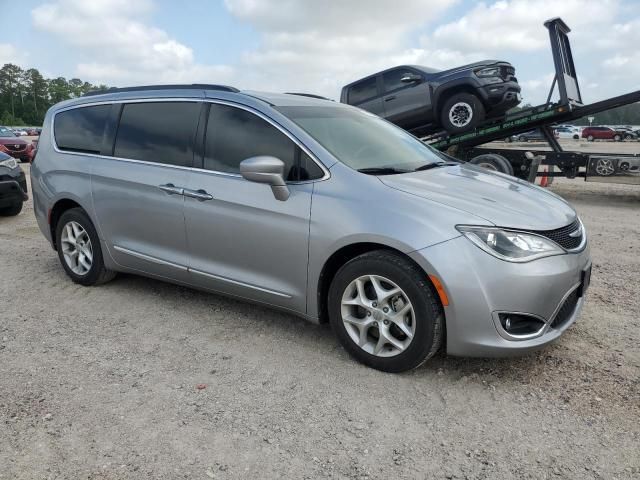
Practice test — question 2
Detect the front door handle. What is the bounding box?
[159,183,184,195]
[384,95,396,102]
[183,188,213,201]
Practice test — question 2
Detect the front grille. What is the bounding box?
[530,219,583,250]
[550,289,579,329]
[3,143,26,152]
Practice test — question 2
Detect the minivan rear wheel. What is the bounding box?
[55,208,116,286]
[328,250,443,373]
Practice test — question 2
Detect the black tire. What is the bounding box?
[440,92,485,133]
[587,135,594,142]
[573,134,579,140]
[0,201,23,217]
[469,153,514,176]
[328,250,444,373]
[55,207,116,286]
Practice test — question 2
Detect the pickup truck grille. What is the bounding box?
[501,66,516,81]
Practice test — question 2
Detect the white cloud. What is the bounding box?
[0,43,27,66]
[31,0,234,85]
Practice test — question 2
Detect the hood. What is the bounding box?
[379,164,576,230]
[0,137,27,145]
[420,60,510,77]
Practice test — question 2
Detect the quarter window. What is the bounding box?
[204,104,322,181]
[348,77,378,105]
[114,102,200,167]
[55,105,111,154]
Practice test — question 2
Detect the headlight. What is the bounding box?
[456,226,564,262]
[0,157,17,169]
[475,67,501,78]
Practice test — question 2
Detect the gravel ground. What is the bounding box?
[1,165,639,480]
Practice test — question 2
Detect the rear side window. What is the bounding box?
[54,105,111,154]
[383,69,415,92]
[348,77,378,105]
[114,102,200,167]
[205,104,321,181]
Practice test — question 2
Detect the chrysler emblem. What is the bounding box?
[568,225,582,238]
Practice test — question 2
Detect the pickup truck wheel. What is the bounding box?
[0,201,23,217]
[469,153,514,176]
[440,93,485,133]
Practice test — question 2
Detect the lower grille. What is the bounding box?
[550,289,579,329]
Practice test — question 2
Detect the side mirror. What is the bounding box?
[240,156,290,201]
[400,73,422,83]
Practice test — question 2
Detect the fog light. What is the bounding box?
[498,313,545,337]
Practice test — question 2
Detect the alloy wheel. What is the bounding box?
[448,102,473,128]
[340,275,416,357]
[61,221,93,275]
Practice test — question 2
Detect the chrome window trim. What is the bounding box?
[50,97,330,183]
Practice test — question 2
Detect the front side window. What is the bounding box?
[204,104,323,181]
[348,77,378,105]
[383,69,416,93]
[114,102,200,167]
[55,105,111,153]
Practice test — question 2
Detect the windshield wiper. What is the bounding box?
[357,167,409,175]
[413,161,455,172]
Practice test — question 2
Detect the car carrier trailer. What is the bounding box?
[419,18,640,186]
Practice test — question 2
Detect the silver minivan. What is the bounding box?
[31,85,591,372]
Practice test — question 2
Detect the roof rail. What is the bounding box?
[82,84,240,97]
[284,92,334,101]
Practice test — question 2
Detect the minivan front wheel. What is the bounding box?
[55,208,116,286]
[328,250,443,372]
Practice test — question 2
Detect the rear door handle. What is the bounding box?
[183,188,213,201]
[384,95,396,102]
[159,183,184,195]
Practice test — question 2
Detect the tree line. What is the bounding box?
[0,63,107,127]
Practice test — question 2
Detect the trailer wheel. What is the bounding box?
[440,93,485,133]
[469,153,514,176]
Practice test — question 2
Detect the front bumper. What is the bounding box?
[410,235,591,357]
[0,170,28,207]
[478,81,521,113]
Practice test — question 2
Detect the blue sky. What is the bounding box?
[1,0,639,105]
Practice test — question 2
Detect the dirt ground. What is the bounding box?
[1,164,638,480]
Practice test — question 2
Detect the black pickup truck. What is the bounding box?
[340,61,521,133]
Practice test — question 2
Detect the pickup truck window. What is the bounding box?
[348,77,378,105]
[383,69,415,92]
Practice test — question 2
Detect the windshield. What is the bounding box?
[0,127,17,137]
[276,106,448,172]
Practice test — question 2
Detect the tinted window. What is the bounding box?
[383,69,415,92]
[55,105,110,153]
[205,104,312,180]
[114,102,200,166]
[348,77,378,105]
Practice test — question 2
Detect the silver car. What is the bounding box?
[31,85,591,372]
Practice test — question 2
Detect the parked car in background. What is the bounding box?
[612,126,638,140]
[0,151,28,216]
[341,61,521,134]
[32,85,590,373]
[514,129,547,142]
[13,128,28,136]
[581,126,623,141]
[26,128,40,136]
[0,126,30,162]
[553,126,580,139]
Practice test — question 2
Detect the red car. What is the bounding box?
[581,126,622,142]
[0,126,30,162]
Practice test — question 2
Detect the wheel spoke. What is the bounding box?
[60,221,93,276]
[369,276,400,305]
